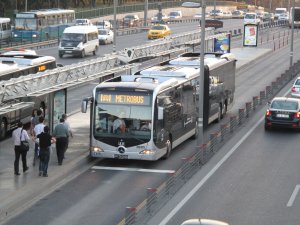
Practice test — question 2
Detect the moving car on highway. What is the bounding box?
[147,24,171,40]
[123,14,140,27]
[151,13,169,22]
[169,10,183,19]
[244,12,261,25]
[291,76,300,97]
[98,28,114,44]
[265,97,300,130]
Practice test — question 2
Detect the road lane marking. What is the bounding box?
[287,185,300,207]
[91,166,175,174]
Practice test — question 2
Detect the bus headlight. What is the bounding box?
[139,149,155,155]
[91,146,103,152]
[14,34,18,37]
[32,34,37,38]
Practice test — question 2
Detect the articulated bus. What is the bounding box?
[81,52,236,160]
[0,18,12,43]
[0,49,57,140]
[13,9,75,41]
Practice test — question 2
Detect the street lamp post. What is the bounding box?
[113,0,117,53]
[290,0,295,67]
[182,1,206,148]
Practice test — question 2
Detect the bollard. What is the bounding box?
[199,144,207,165]
[238,108,245,125]
[259,91,265,105]
[146,188,157,214]
[245,102,251,118]
[272,81,277,91]
[181,157,191,181]
[166,172,175,197]
[209,133,216,153]
[266,86,272,98]
[253,96,258,111]
[230,116,237,133]
[125,207,136,225]
[276,77,282,87]
[220,124,227,142]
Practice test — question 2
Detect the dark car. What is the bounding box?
[265,97,300,130]
[123,14,140,27]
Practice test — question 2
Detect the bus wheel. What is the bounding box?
[81,50,85,58]
[162,139,172,160]
[0,119,7,141]
[216,104,222,123]
[59,53,63,58]
[191,120,198,139]
[221,102,227,119]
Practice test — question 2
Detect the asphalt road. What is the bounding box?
[3,20,300,225]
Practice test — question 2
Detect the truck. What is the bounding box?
[289,7,300,28]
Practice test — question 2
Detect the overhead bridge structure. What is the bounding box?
[0,28,226,107]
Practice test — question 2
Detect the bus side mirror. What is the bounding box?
[158,106,164,120]
[81,99,88,113]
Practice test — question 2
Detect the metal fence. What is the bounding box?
[117,60,300,225]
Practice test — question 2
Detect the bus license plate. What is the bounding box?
[114,154,128,159]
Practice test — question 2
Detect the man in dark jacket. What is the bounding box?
[37,126,55,177]
[53,118,69,165]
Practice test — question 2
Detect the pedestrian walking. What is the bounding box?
[12,122,30,175]
[32,116,45,166]
[53,118,69,165]
[37,126,56,177]
[61,114,73,151]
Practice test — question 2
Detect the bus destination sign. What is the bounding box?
[98,93,151,105]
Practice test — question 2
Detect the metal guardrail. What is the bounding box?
[117,59,300,225]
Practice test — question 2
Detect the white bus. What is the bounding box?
[0,18,12,43]
[0,49,57,140]
[81,52,236,160]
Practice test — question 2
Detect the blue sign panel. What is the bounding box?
[214,33,231,53]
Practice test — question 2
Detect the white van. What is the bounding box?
[0,18,12,43]
[58,26,99,58]
[75,18,92,26]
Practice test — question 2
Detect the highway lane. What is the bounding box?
[156,85,300,225]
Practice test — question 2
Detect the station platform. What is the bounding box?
[0,47,272,224]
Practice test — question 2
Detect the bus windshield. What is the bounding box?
[15,18,37,30]
[94,91,152,140]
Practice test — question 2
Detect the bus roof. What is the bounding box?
[0,55,55,66]
[16,9,74,17]
[0,62,19,76]
[139,66,199,79]
[169,53,236,69]
[0,18,10,23]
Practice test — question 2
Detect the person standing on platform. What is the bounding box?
[32,116,45,166]
[61,114,73,152]
[53,118,69,165]
[37,126,55,177]
[12,122,30,175]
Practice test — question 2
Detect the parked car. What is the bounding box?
[147,24,171,40]
[265,97,300,130]
[291,76,300,97]
[244,12,261,25]
[169,10,183,19]
[98,28,114,44]
[123,14,140,27]
[95,20,112,29]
